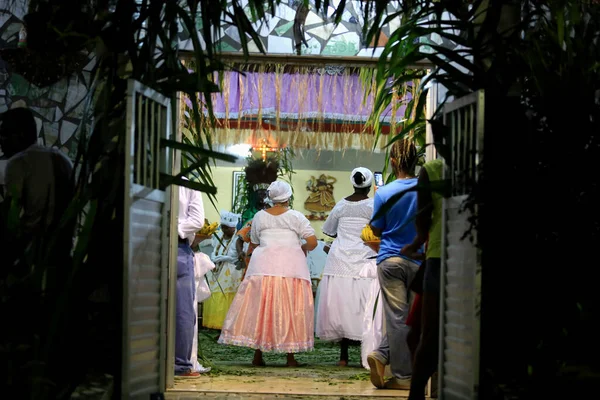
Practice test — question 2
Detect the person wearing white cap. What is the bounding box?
[202,210,243,330]
[315,167,379,366]
[219,180,318,367]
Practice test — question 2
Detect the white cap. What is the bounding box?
[220,211,240,228]
[267,181,293,203]
[350,167,373,188]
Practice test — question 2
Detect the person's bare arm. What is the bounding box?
[191,235,203,251]
[301,235,318,253]
[248,242,258,253]
[370,190,384,237]
[414,167,433,247]
[236,236,244,255]
[370,225,383,238]
[401,167,433,257]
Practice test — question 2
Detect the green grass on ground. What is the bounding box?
[197,328,370,382]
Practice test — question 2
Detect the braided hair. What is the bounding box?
[390,139,418,175]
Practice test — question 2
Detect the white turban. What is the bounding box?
[267,181,293,203]
[220,211,240,228]
[350,167,373,188]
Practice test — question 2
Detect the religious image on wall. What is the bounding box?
[304,174,337,220]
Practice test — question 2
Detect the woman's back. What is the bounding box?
[333,199,374,244]
[246,209,316,281]
[251,209,309,246]
[322,198,376,277]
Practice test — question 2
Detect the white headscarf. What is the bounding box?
[220,210,240,228]
[350,167,373,189]
[267,181,293,203]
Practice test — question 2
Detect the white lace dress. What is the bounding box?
[315,198,377,342]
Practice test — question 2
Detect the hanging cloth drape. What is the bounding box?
[182,66,415,152]
[205,70,404,122]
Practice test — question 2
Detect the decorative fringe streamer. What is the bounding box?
[342,71,350,135]
[391,90,399,137]
[237,72,243,133]
[223,71,230,129]
[257,64,264,127]
[275,64,282,132]
[317,71,324,134]
[181,63,423,154]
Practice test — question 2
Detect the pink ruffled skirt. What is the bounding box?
[218,275,314,353]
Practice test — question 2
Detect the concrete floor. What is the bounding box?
[166,331,416,399]
[168,377,407,399]
[166,363,408,399]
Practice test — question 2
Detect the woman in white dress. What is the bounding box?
[315,167,378,366]
[219,181,318,367]
[202,211,243,330]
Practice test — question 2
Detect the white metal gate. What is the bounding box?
[438,90,483,400]
[122,80,172,399]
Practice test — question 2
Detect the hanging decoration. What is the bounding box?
[233,147,296,224]
[256,138,279,162]
[181,64,417,153]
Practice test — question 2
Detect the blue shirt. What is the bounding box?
[371,178,422,265]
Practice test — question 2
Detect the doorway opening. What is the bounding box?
[166,57,432,399]
[169,328,406,398]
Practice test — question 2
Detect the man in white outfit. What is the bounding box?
[175,181,209,376]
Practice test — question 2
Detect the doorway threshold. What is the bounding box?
[166,362,408,399]
[166,374,408,399]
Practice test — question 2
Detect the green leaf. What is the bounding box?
[556,8,565,49]
[425,54,473,88]
[371,186,418,222]
[160,71,221,93]
[427,44,479,75]
[429,117,452,163]
[228,1,266,56]
[371,179,450,223]
[181,126,196,143]
[372,291,379,321]
[160,138,237,162]
[161,173,219,195]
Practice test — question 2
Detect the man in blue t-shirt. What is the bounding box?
[367,139,422,390]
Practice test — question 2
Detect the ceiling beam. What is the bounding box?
[180,51,433,69]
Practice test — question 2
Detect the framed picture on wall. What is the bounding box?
[232,171,246,211]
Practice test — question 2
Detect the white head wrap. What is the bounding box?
[267,181,293,203]
[350,167,373,188]
[220,210,240,228]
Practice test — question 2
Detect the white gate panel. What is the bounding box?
[123,80,172,399]
[439,90,483,400]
